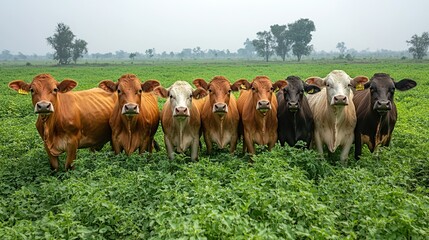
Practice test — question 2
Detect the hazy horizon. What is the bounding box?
[1,0,428,55]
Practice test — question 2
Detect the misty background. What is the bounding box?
[1,0,428,61]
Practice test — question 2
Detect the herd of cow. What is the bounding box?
[8,70,417,171]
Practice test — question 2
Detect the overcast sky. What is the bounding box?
[1,0,428,55]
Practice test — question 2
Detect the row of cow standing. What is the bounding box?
[8,70,417,171]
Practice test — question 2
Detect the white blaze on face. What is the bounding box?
[325,70,352,106]
[169,81,193,117]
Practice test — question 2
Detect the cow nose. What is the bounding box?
[333,95,348,105]
[375,100,391,112]
[287,101,299,111]
[122,103,139,115]
[174,106,189,117]
[35,101,54,114]
[213,103,228,113]
[257,100,271,111]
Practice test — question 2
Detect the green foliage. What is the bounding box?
[252,31,275,62]
[407,32,429,60]
[288,19,316,62]
[1,61,429,239]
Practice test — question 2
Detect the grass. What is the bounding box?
[0,60,428,239]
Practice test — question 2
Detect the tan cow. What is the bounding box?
[98,74,160,155]
[306,70,368,163]
[193,76,240,154]
[233,76,287,154]
[8,74,117,170]
[154,81,207,161]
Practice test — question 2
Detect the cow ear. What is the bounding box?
[351,76,369,90]
[98,80,117,93]
[304,83,321,94]
[9,80,31,94]
[305,77,324,87]
[153,86,169,98]
[232,79,251,91]
[273,80,287,91]
[142,80,160,92]
[192,78,208,90]
[192,87,208,99]
[58,79,77,93]
[395,79,417,91]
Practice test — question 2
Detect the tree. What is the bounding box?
[47,23,88,65]
[129,52,137,61]
[407,32,429,59]
[72,39,88,64]
[336,42,347,59]
[145,48,155,58]
[288,19,316,61]
[252,31,275,62]
[270,24,292,61]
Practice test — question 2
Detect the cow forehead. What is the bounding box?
[325,71,351,85]
[31,74,58,90]
[170,81,193,96]
[371,76,395,88]
[253,77,272,89]
[210,79,230,90]
[118,76,141,90]
[286,79,303,91]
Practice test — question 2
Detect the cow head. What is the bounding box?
[281,76,321,112]
[193,76,238,116]
[99,74,159,116]
[233,76,287,114]
[9,74,77,115]
[155,81,207,119]
[306,70,368,106]
[364,73,416,114]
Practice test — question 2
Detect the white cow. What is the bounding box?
[306,70,368,163]
[155,81,207,161]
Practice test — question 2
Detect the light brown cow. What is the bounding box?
[193,76,240,154]
[8,74,117,171]
[306,70,368,163]
[154,81,207,161]
[233,76,287,154]
[98,74,160,155]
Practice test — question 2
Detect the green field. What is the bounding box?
[1,60,428,239]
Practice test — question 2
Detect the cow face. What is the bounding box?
[99,74,159,116]
[194,76,235,116]
[9,74,77,115]
[364,73,417,114]
[306,70,368,106]
[155,81,207,119]
[282,76,321,112]
[234,76,287,114]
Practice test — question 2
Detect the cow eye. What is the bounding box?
[138,89,143,94]
[326,84,330,87]
[347,83,352,87]
[251,87,256,91]
[30,88,34,94]
[270,87,274,91]
[208,89,213,93]
[53,88,59,93]
[117,89,121,94]
[227,89,232,94]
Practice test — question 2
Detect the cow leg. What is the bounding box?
[229,133,238,154]
[44,144,59,171]
[204,131,213,154]
[164,135,174,160]
[111,135,122,154]
[243,129,255,154]
[191,137,199,161]
[354,129,362,160]
[65,140,78,171]
[340,137,354,165]
[314,132,324,154]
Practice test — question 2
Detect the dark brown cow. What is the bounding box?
[353,73,417,159]
[98,74,160,155]
[193,76,240,154]
[8,74,117,170]
[277,76,321,148]
[233,76,287,154]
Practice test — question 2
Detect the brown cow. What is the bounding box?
[8,74,116,170]
[233,76,287,154]
[353,73,416,159]
[98,74,160,155]
[193,76,240,154]
[154,81,207,161]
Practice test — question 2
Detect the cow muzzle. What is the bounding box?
[173,106,190,118]
[256,100,271,113]
[332,95,348,106]
[34,101,54,114]
[122,103,140,115]
[374,100,391,114]
[287,101,299,112]
[213,102,228,115]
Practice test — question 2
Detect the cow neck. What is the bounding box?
[39,108,59,156]
[376,113,389,144]
[125,116,137,152]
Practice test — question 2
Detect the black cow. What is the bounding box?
[353,73,417,159]
[277,76,321,148]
